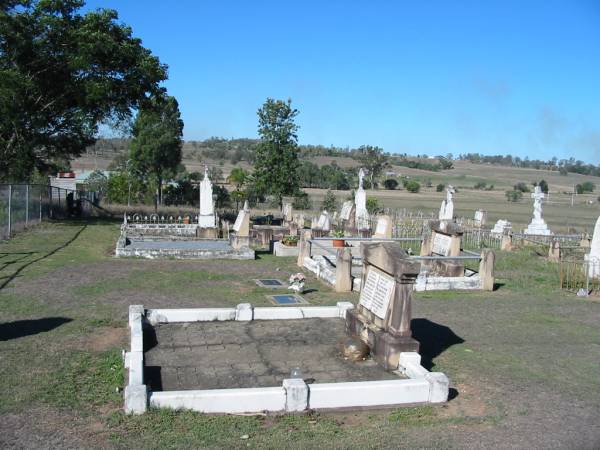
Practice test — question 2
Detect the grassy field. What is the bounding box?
[1,220,600,449]
[73,153,600,234]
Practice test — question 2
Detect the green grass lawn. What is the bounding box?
[1,220,600,449]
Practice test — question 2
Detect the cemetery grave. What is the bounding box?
[115,169,255,260]
[2,221,600,448]
[126,295,447,414]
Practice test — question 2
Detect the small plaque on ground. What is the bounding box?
[359,266,395,319]
[255,279,284,288]
[267,294,308,305]
[432,233,451,256]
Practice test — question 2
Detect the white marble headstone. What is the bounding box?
[340,201,353,221]
[586,216,600,278]
[199,167,216,228]
[317,211,331,231]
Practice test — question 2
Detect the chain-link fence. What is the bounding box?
[0,184,97,240]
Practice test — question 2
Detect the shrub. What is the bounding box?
[576,181,595,194]
[383,179,399,190]
[321,190,337,212]
[514,182,530,193]
[404,180,421,193]
[505,190,523,202]
[474,181,487,190]
[292,191,312,210]
[436,183,445,192]
[366,197,382,215]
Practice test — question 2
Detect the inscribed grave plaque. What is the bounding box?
[359,266,395,319]
[432,233,451,256]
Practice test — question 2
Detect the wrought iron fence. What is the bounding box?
[462,229,502,250]
[559,258,600,294]
[0,184,96,240]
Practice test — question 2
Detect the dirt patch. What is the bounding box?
[82,326,128,352]
[0,407,111,450]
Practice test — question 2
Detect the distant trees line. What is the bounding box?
[85,137,455,172]
[457,153,600,177]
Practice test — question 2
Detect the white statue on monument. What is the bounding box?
[198,166,216,228]
[524,185,551,235]
[355,168,369,230]
[438,185,455,221]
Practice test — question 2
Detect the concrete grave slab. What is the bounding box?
[254,279,285,288]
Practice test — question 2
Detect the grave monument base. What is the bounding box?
[197,227,218,239]
[345,309,419,371]
[524,218,551,236]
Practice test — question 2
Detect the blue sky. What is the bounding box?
[85,1,600,163]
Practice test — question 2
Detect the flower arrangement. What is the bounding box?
[281,235,299,247]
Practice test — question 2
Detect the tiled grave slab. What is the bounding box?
[144,318,399,391]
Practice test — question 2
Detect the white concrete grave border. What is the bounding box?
[124,303,450,415]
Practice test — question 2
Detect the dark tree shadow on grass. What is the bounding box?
[0,317,72,341]
[411,318,464,371]
[0,224,87,292]
[0,252,36,272]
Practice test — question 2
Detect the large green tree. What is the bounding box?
[253,98,300,209]
[357,145,389,189]
[129,95,183,208]
[0,0,167,181]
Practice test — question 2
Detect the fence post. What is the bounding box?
[25,184,29,226]
[39,188,42,222]
[7,184,12,237]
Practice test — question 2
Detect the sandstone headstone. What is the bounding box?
[345,242,421,370]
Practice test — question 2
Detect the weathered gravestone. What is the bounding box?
[473,209,487,227]
[312,211,331,238]
[345,242,421,370]
[231,202,250,249]
[340,200,356,235]
[282,202,293,224]
[420,220,464,277]
[373,215,393,239]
